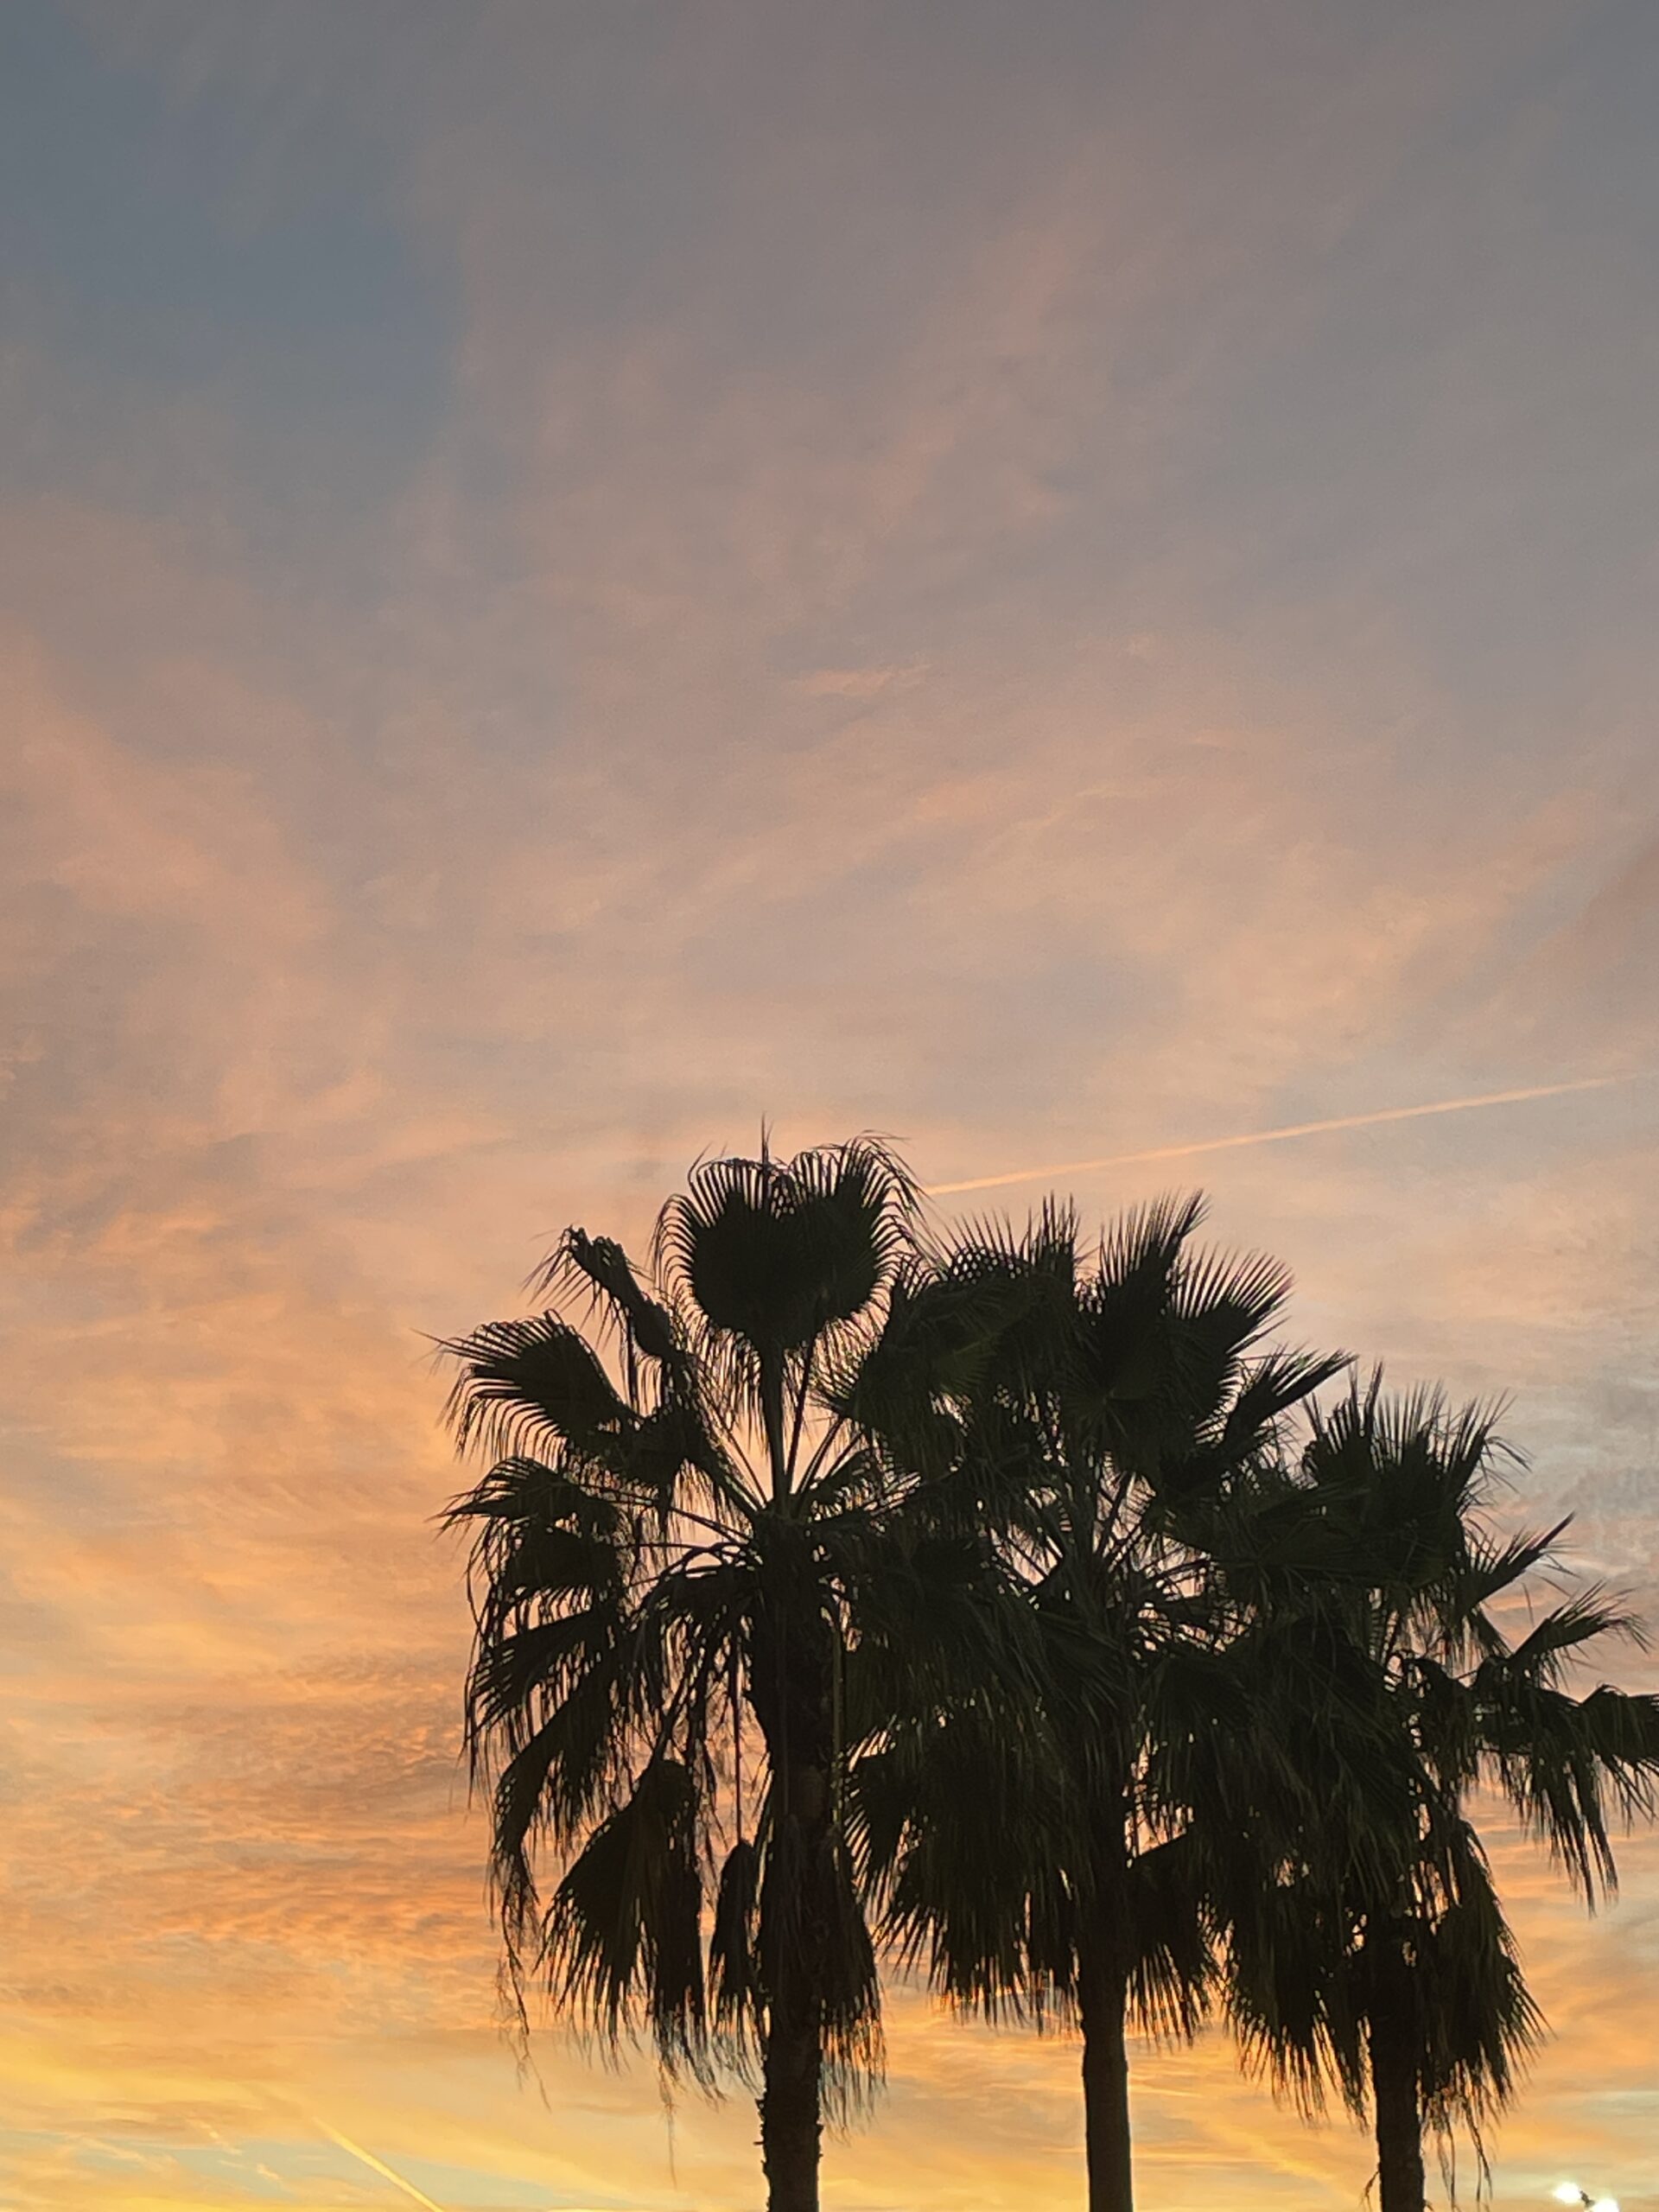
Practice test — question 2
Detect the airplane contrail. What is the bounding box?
[314,2119,450,2212]
[926,1072,1645,1197]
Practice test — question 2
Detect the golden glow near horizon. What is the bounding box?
[3,3,1658,2208]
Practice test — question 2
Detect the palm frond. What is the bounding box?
[709,1837,763,2047]
[1124,1832,1213,2042]
[1219,1347,1351,1459]
[1480,1670,1659,1899]
[655,1138,915,1358]
[1503,1587,1647,1682]
[543,1756,711,2076]
[443,1316,634,1461]
[532,1228,683,1369]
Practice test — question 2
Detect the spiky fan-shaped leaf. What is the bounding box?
[656,1139,916,1357]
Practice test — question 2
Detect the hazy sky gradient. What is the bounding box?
[3,3,1656,2207]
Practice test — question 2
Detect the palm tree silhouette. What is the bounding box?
[1222,1378,1659,2212]
[849,1195,1339,2212]
[446,1138,1005,2212]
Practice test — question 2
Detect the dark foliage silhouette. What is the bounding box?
[848,1197,1340,2212]
[446,1140,1018,2212]
[1220,1378,1659,2211]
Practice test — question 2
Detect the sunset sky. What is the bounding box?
[3,3,1657,2208]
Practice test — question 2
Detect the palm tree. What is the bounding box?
[1221,1377,1659,2211]
[444,1138,1011,2212]
[848,1197,1342,2212]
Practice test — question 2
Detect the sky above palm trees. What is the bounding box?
[2,3,1656,2207]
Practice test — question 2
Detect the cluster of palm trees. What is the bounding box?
[444,1138,1659,2212]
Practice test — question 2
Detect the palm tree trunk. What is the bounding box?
[760,1351,790,1499]
[1368,1996,1426,2212]
[758,1754,830,2212]
[760,1971,823,2212]
[1076,1915,1135,2212]
[751,1599,835,2212]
